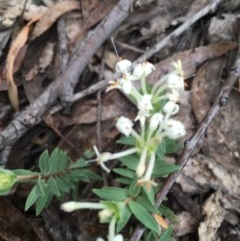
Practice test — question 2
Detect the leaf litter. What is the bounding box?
[0,0,240,240]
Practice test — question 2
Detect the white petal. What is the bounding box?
[163,101,179,115]
[115,59,132,74]
[133,62,155,79]
[149,113,163,131]
[116,116,133,136]
[163,119,186,139]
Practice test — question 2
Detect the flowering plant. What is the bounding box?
[0,58,186,241]
[61,59,186,241]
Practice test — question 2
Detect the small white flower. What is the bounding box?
[149,113,163,131]
[61,201,105,212]
[167,74,184,91]
[115,59,132,74]
[163,101,179,115]
[134,94,153,125]
[137,94,153,113]
[133,61,155,79]
[118,74,133,94]
[116,116,133,136]
[163,119,186,139]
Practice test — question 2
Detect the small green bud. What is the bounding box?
[0,168,17,195]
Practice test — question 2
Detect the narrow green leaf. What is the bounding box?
[70,159,88,169]
[129,180,141,197]
[159,226,173,241]
[35,189,53,215]
[116,205,132,232]
[36,179,46,196]
[153,161,179,177]
[50,148,70,171]
[93,187,128,202]
[119,155,139,170]
[39,150,50,174]
[25,185,38,211]
[55,176,69,192]
[164,138,182,154]
[128,201,159,234]
[136,196,158,213]
[142,184,155,205]
[115,177,132,185]
[117,136,136,146]
[113,168,135,179]
[48,177,61,196]
[13,169,39,176]
[159,205,176,222]
[78,169,101,181]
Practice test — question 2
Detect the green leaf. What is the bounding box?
[117,136,136,146]
[153,161,179,178]
[70,159,88,169]
[128,201,159,234]
[25,185,38,211]
[117,205,132,232]
[159,205,176,222]
[36,179,46,196]
[93,187,128,202]
[13,169,39,176]
[164,138,182,154]
[54,176,69,192]
[35,189,53,215]
[136,196,158,213]
[113,168,135,179]
[156,143,166,161]
[77,169,101,181]
[129,180,141,197]
[142,184,155,205]
[159,226,173,241]
[115,177,132,185]
[119,155,139,170]
[39,150,50,174]
[48,177,61,196]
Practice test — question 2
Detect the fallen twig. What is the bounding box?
[0,0,133,154]
[134,0,223,65]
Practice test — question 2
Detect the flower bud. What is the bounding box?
[149,113,163,131]
[98,208,113,223]
[116,116,133,136]
[0,168,17,195]
[163,119,186,139]
[115,59,132,74]
[163,101,179,115]
[133,61,155,79]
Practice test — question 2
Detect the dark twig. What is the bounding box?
[0,0,133,153]
[134,0,223,65]
[129,47,240,241]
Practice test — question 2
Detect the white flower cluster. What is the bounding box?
[104,59,186,183]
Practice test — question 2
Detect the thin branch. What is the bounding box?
[134,0,223,65]
[0,0,133,153]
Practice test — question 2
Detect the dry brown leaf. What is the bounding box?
[153,213,169,229]
[147,42,238,85]
[31,0,80,40]
[6,16,42,111]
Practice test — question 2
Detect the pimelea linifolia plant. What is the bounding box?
[0,58,186,241]
[61,59,186,241]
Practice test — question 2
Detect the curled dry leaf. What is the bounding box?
[6,16,42,111]
[31,0,80,40]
